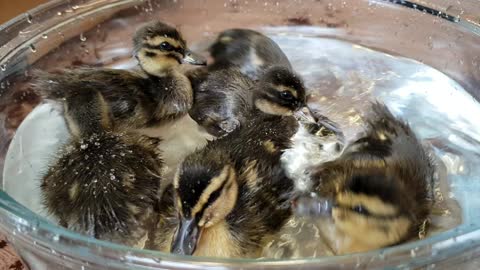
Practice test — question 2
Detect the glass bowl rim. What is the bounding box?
[1,0,480,267]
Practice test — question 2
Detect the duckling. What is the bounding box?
[297,102,434,254]
[187,67,254,137]
[208,28,292,79]
[187,28,292,137]
[41,90,163,247]
[33,21,206,131]
[151,67,307,257]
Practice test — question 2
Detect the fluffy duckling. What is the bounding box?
[298,102,434,254]
[41,90,163,247]
[34,21,206,131]
[151,67,307,257]
[188,28,292,137]
[208,28,292,79]
[187,67,254,137]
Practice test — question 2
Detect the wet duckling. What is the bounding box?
[151,67,307,257]
[187,67,254,137]
[41,90,163,247]
[34,21,206,131]
[298,102,434,254]
[209,28,292,79]
[187,28,292,137]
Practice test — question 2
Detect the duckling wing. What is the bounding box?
[32,68,137,99]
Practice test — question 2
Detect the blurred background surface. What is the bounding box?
[0,0,48,24]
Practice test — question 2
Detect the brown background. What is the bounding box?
[0,0,48,24]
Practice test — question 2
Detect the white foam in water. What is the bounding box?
[3,26,477,257]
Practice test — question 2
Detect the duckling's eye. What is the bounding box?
[352,205,370,216]
[280,91,294,100]
[160,42,174,51]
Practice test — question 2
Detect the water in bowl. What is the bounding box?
[3,26,472,258]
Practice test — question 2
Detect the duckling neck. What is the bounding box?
[194,221,243,258]
[144,66,176,79]
[143,68,194,125]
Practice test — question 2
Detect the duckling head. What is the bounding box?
[133,21,206,77]
[171,160,238,255]
[253,66,306,116]
[333,168,414,252]
[306,162,417,253]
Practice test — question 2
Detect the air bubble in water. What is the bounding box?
[379,250,385,260]
[80,33,87,42]
[0,64,6,71]
[42,34,48,39]
[26,13,33,23]
[410,249,416,258]
[52,234,60,241]
[29,44,37,53]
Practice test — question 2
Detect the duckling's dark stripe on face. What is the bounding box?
[347,174,399,206]
[177,165,231,218]
[335,203,399,220]
[274,85,298,98]
[194,181,225,220]
[143,44,185,55]
[336,191,398,218]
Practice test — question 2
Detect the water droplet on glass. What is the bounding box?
[29,44,37,53]
[26,13,33,23]
[80,33,87,42]
[410,249,416,258]
[446,5,464,21]
[428,41,434,50]
[378,250,385,260]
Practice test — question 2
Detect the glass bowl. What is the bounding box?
[1,0,480,269]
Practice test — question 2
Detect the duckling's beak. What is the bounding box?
[182,50,207,66]
[292,194,333,217]
[294,106,317,123]
[171,217,201,255]
[295,106,345,142]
